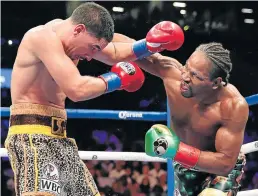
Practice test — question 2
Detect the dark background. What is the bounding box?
[1,1,258,195]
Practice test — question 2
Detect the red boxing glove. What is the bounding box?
[146,21,185,53]
[111,62,145,92]
[174,142,201,169]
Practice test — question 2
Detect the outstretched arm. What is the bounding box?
[93,21,184,70]
[94,33,183,79]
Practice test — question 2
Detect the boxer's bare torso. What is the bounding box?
[11,19,74,108]
[164,70,244,151]
[136,54,248,154]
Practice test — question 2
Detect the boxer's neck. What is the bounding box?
[195,87,222,106]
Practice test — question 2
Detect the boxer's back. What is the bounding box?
[11,19,67,108]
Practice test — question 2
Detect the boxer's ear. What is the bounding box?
[73,24,86,36]
[212,77,222,89]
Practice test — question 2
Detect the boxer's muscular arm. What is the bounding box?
[30,30,106,102]
[111,33,136,42]
[135,54,183,78]
[94,33,182,78]
[195,98,249,176]
[93,33,137,65]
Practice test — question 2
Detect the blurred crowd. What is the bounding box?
[2,116,258,196]
[86,160,167,196]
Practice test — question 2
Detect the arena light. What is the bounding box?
[8,40,13,45]
[180,10,186,15]
[241,8,253,14]
[0,76,6,84]
[184,25,189,31]
[112,7,124,13]
[173,2,186,8]
[244,18,255,24]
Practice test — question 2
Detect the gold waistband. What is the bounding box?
[8,125,67,138]
[10,103,67,119]
[9,103,67,137]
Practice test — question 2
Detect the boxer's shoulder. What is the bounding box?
[21,24,61,54]
[23,19,63,45]
[220,96,248,123]
[15,20,63,67]
[28,26,57,42]
[45,19,64,26]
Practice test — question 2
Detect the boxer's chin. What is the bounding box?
[181,88,193,98]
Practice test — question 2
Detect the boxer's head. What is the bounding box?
[67,2,114,61]
[181,42,232,98]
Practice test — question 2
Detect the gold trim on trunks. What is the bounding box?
[10,103,67,119]
[9,103,67,137]
[8,125,67,138]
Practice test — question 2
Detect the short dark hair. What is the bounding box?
[196,42,232,86]
[70,2,114,42]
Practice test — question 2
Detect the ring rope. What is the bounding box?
[0,141,257,160]
[237,189,258,196]
[1,94,257,120]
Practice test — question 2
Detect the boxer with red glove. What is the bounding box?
[99,61,145,93]
[132,21,185,59]
[145,124,201,169]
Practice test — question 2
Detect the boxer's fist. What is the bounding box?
[111,62,144,92]
[146,21,184,53]
[99,62,144,93]
[132,21,184,59]
[145,124,180,159]
[145,124,201,169]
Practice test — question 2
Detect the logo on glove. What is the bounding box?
[153,137,168,156]
[118,62,136,75]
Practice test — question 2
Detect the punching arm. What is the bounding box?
[93,21,184,66]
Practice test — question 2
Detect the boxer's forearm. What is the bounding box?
[136,54,183,78]
[108,33,137,63]
[93,33,136,65]
[67,76,106,102]
[112,42,137,62]
[93,42,137,65]
[135,54,163,77]
[195,151,235,176]
[95,44,167,78]
[112,33,136,43]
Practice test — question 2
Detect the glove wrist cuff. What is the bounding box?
[99,72,121,93]
[132,39,153,59]
[174,142,201,169]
